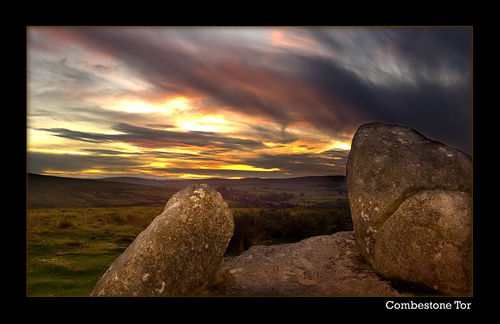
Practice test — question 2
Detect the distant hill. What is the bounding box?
[27,173,177,208]
[101,175,347,209]
[101,175,346,190]
[27,173,347,209]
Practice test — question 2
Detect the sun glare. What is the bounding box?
[147,161,172,168]
[110,96,192,115]
[178,173,213,179]
[177,115,229,133]
[218,164,280,172]
[82,169,105,174]
[330,141,351,151]
[164,96,190,109]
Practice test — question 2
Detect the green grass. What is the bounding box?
[27,173,177,208]
[26,174,353,296]
[26,206,163,296]
[26,204,353,296]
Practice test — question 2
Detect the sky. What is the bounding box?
[27,26,472,179]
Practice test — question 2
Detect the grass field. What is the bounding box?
[27,173,177,208]
[26,205,352,296]
[26,174,352,297]
[26,206,163,296]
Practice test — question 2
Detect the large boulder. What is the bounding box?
[91,184,234,296]
[374,190,472,295]
[215,231,409,296]
[346,123,472,295]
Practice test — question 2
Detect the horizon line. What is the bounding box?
[27,172,346,181]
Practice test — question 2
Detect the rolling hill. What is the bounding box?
[27,173,177,208]
[27,173,347,209]
[100,175,346,190]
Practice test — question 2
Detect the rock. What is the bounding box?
[374,190,472,295]
[215,231,409,296]
[346,122,472,296]
[91,184,234,296]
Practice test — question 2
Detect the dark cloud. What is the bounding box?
[37,127,113,143]
[27,151,141,175]
[33,105,169,129]
[145,124,177,129]
[307,27,471,80]
[112,123,265,150]
[294,28,472,152]
[245,149,349,176]
[46,28,336,133]
[82,148,143,155]
[38,122,265,150]
[245,123,299,144]
[57,27,470,152]
[387,28,471,74]
[28,148,347,178]
[297,52,471,151]
[28,27,472,178]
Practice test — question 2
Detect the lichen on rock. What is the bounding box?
[215,231,409,296]
[346,122,472,296]
[91,184,234,297]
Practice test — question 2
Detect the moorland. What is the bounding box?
[26,173,352,296]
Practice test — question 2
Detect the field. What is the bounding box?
[26,173,352,297]
[27,206,162,296]
[27,173,178,208]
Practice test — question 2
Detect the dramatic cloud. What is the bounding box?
[27,27,472,179]
[37,123,266,149]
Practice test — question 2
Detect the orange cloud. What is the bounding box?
[269,29,319,51]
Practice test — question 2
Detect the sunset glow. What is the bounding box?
[27,27,472,179]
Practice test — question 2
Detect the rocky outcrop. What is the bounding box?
[215,231,409,296]
[374,190,472,295]
[91,184,234,296]
[88,123,472,296]
[346,123,472,296]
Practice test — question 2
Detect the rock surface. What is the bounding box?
[215,231,409,296]
[91,184,234,296]
[374,190,472,295]
[346,123,472,295]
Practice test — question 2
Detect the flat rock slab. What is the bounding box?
[215,231,410,296]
